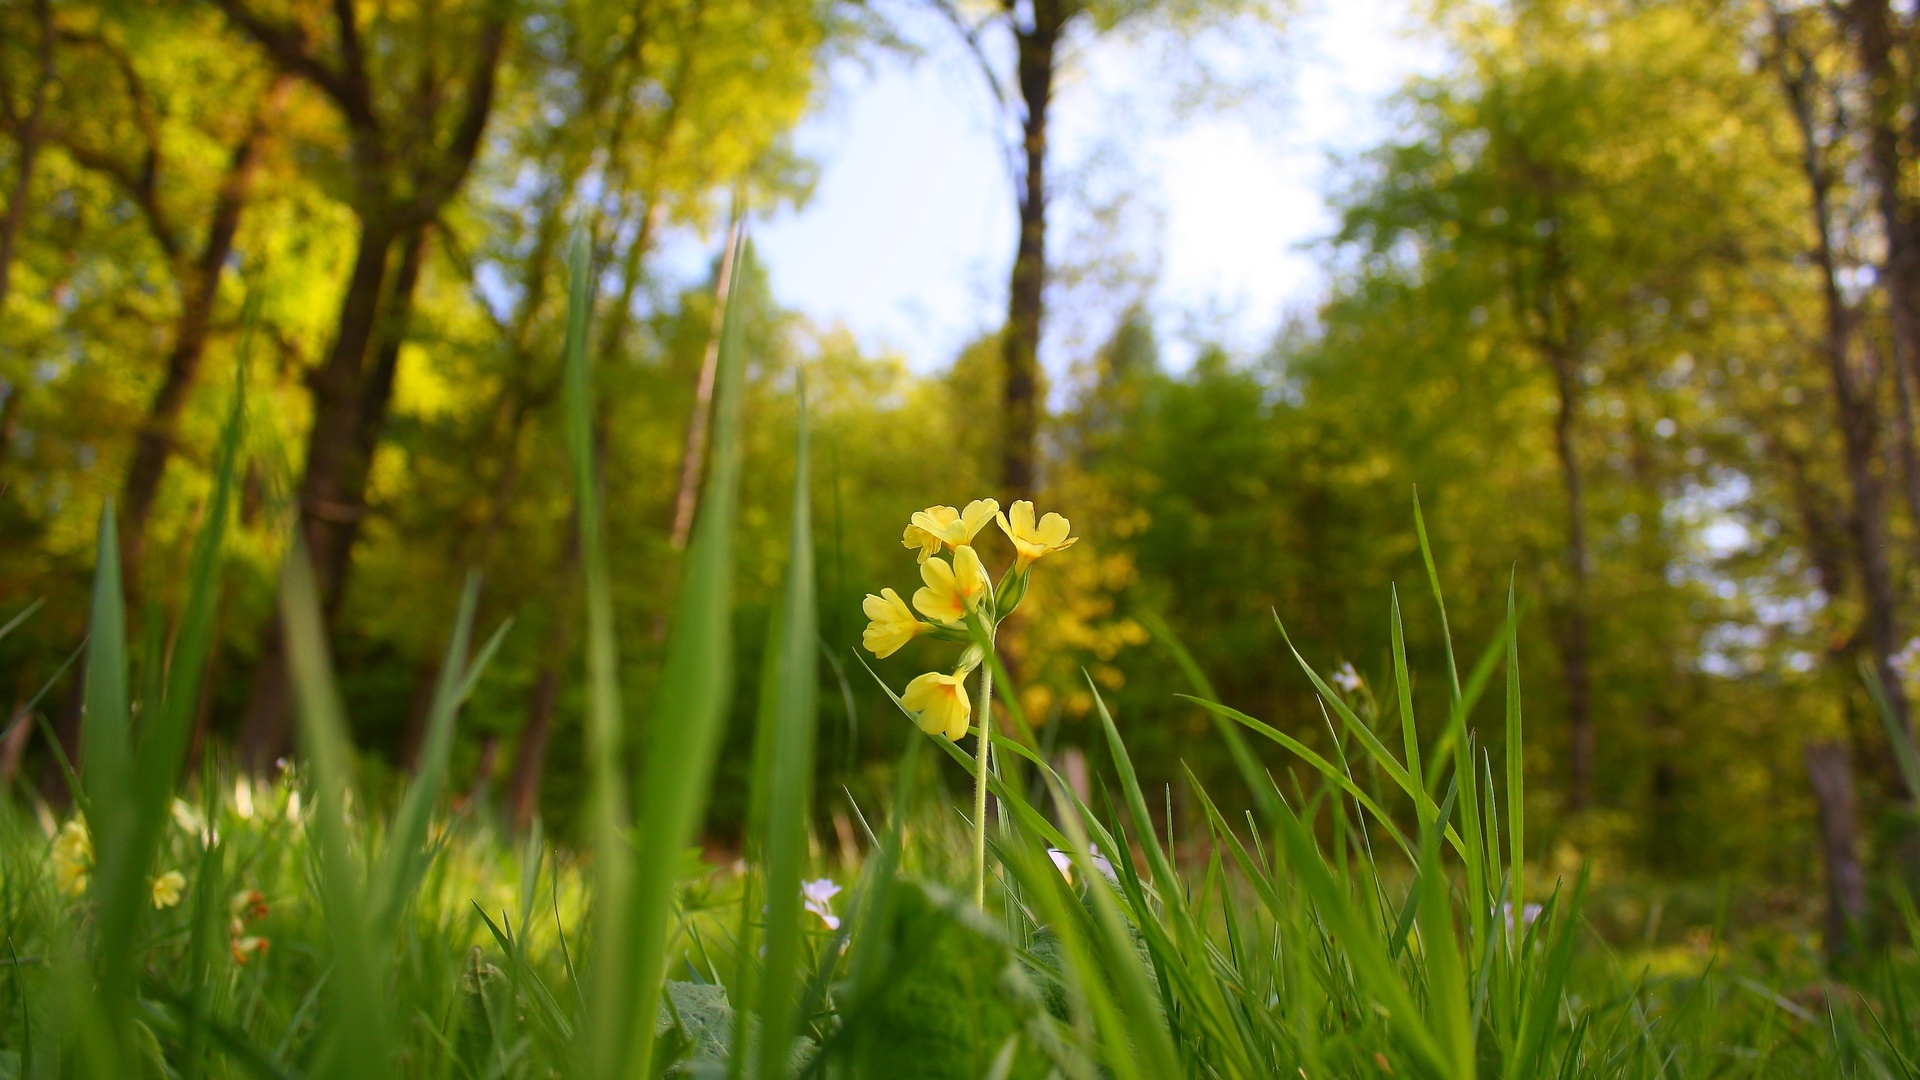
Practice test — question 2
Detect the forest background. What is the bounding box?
[4,0,1915,950]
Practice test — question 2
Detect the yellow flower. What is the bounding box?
[862,588,930,658]
[908,500,999,554]
[52,819,92,898]
[902,670,972,741]
[151,870,186,910]
[996,501,1077,571]
[902,522,943,563]
[912,545,991,625]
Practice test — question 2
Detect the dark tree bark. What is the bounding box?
[509,621,568,832]
[237,220,426,768]
[669,216,743,550]
[1847,0,1920,452]
[0,0,56,314]
[1000,0,1062,500]
[121,83,285,589]
[1547,342,1595,811]
[213,0,507,764]
[1775,11,1913,741]
[1806,741,1869,963]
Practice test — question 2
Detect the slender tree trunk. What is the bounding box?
[510,524,578,833]
[1806,741,1869,963]
[1849,0,1920,401]
[1845,0,1920,567]
[0,0,54,315]
[1001,2,1061,500]
[121,86,282,590]
[668,215,743,550]
[597,198,669,369]
[1548,347,1596,812]
[1778,20,1915,737]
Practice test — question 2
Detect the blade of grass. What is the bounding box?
[281,542,391,1078]
[622,234,753,1075]
[565,230,637,1080]
[1139,610,1278,824]
[1504,574,1525,929]
[371,572,489,931]
[752,383,819,1080]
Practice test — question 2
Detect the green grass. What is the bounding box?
[5,247,1917,1079]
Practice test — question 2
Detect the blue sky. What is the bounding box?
[751,0,1445,373]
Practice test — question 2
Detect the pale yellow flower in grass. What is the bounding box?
[902,670,972,741]
[52,819,92,898]
[862,588,930,658]
[997,500,1078,571]
[912,545,991,625]
[150,870,186,910]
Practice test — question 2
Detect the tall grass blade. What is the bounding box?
[1139,609,1279,824]
[623,236,754,1073]
[371,572,497,930]
[563,231,638,1080]
[280,542,391,1078]
[1864,656,1920,803]
[751,383,818,1079]
[1503,573,1524,924]
[79,501,130,833]
[1413,488,1462,706]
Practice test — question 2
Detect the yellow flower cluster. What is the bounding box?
[52,819,91,897]
[48,817,188,909]
[863,499,1077,741]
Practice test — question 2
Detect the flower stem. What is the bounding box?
[972,638,995,908]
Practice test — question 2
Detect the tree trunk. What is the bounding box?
[1849,1,1920,393]
[121,88,280,591]
[1001,3,1061,501]
[237,215,400,770]
[669,216,743,550]
[1846,0,1920,561]
[509,650,564,833]
[1806,741,1869,963]
[1777,13,1914,740]
[510,525,579,833]
[0,0,56,314]
[1549,347,1596,812]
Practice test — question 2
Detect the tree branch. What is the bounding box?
[204,0,364,124]
[923,0,1024,203]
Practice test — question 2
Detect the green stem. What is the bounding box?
[972,636,995,908]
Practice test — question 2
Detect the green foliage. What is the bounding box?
[847,881,1049,1080]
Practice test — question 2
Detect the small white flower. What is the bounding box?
[1046,849,1073,881]
[171,799,216,845]
[1045,846,1118,885]
[1499,901,1544,931]
[1896,638,1920,679]
[1332,662,1364,694]
[802,879,841,931]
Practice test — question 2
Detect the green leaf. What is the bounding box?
[749,382,819,1080]
[621,236,754,1075]
[280,542,392,1078]
[849,881,1049,1080]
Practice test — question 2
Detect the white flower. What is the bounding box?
[802,879,841,931]
[1045,846,1118,885]
[1332,661,1364,694]
[1047,849,1073,881]
[1896,637,1920,679]
[171,799,216,845]
[1499,901,1544,931]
